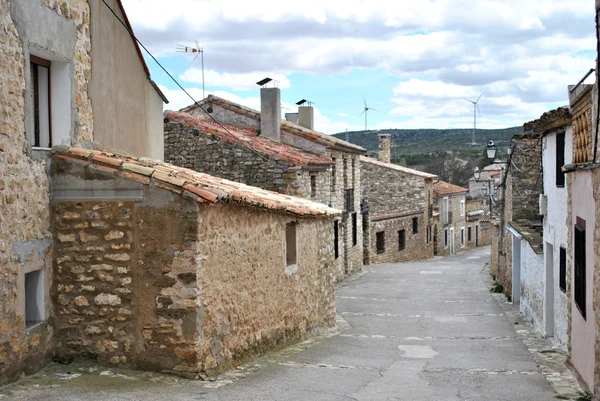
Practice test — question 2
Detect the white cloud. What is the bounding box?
[124,0,597,130]
[180,69,291,91]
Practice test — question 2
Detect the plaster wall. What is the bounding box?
[434,193,467,256]
[519,240,545,335]
[570,170,596,391]
[542,128,572,349]
[89,0,164,160]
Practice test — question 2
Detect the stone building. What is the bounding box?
[563,80,598,393]
[1,0,167,384]
[466,199,490,247]
[360,135,436,265]
[169,92,366,279]
[432,180,468,256]
[50,147,338,377]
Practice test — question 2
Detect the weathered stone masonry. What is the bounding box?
[49,149,339,377]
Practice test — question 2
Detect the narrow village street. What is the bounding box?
[1,247,577,401]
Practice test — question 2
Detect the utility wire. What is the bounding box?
[100,0,272,163]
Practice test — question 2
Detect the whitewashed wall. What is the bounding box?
[519,240,545,335]
[542,127,572,350]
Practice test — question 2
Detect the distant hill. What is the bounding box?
[333,127,522,155]
[333,127,523,187]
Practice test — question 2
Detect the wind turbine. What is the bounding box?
[360,97,377,131]
[464,94,482,145]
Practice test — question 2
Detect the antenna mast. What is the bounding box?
[176,42,205,99]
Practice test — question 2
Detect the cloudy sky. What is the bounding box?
[121,0,596,134]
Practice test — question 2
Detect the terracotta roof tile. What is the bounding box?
[165,111,333,167]
[179,95,366,154]
[433,180,468,195]
[52,147,341,218]
[359,156,437,179]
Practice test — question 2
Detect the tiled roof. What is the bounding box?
[52,147,341,218]
[181,95,366,154]
[359,156,437,179]
[433,180,468,195]
[165,111,333,167]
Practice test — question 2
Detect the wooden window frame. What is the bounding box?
[559,246,567,293]
[467,226,472,242]
[556,132,565,187]
[30,55,52,148]
[574,218,586,319]
[310,174,317,198]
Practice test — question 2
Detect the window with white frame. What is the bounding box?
[460,199,465,216]
[443,197,449,223]
[25,268,45,328]
[460,227,465,247]
[444,228,448,248]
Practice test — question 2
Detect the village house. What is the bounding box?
[49,146,338,378]
[360,134,436,264]
[563,80,598,393]
[0,0,167,384]
[431,180,468,256]
[0,0,339,385]
[466,199,491,247]
[168,91,367,279]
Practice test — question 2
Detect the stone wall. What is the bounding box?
[51,200,137,367]
[196,204,336,374]
[361,160,427,217]
[0,0,94,384]
[164,120,330,204]
[368,213,433,265]
[511,134,543,222]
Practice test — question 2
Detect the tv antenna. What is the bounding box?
[464,94,482,145]
[176,41,205,99]
[360,96,377,130]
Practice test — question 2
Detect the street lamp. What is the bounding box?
[473,167,481,181]
[486,140,497,164]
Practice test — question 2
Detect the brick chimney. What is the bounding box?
[260,87,281,142]
[298,105,314,130]
[378,134,391,163]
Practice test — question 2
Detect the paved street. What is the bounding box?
[1,247,578,400]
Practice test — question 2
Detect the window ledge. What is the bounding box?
[26,319,47,333]
[31,147,52,162]
[284,264,298,276]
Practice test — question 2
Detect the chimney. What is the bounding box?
[298,105,314,130]
[260,87,281,142]
[378,134,391,163]
[285,112,298,123]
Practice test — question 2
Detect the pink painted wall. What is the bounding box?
[570,170,596,390]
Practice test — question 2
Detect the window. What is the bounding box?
[460,200,465,216]
[559,247,567,293]
[443,197,449,224]
[351,158,356,188]
[31,56,52,148]
[556,132,565,187]
[460,227,465,247]
[331,158,336,193]
[285,222,297,266]
[352,213,358,246]
[412,217,419,234]
[574,220,586,318]
[334,220,339,259]
[310,174,317,198]
[25,269,45,328]
[468,226,472,242]
[345,188,355,212]
[398,230,406,251]
[376,231,385,254]
[426,226,431,244]
[444,229,448,248]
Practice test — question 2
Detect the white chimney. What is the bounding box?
[260,87,281,142]
[298,106,314,130]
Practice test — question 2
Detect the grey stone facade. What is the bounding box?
[166,96,366,280]
[360,156,435,265]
